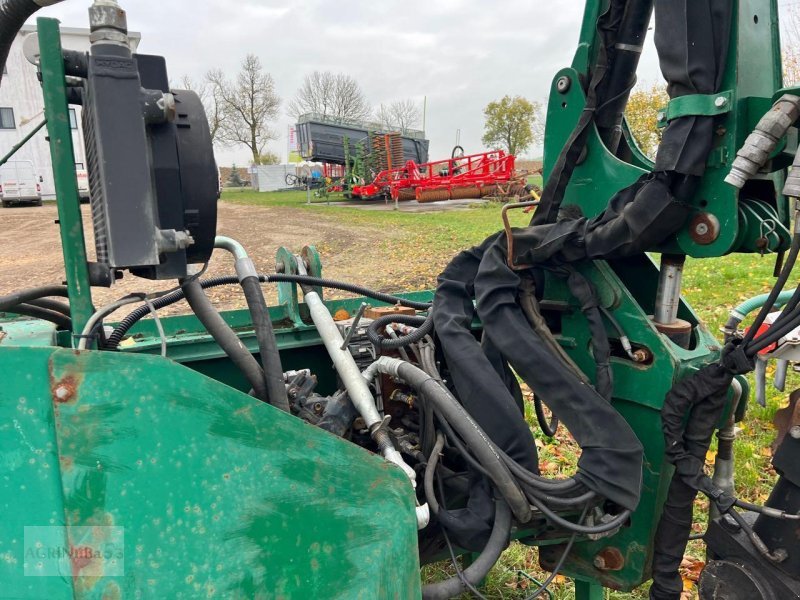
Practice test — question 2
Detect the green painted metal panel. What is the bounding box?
[536,257,725,591]
[0,348,72,599]
[545,0,790,258]
[0,315,57,347]
[1,347,420,598]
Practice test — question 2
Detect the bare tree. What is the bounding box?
[201,69,226,144]
[209,55,281,163]
[288,71,371,122]
[179,74,223,144]
[375,99,422,134]
[783,5,800,85]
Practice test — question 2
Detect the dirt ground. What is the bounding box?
[0,202,424,319]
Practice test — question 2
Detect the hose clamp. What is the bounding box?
[235,257,258,282]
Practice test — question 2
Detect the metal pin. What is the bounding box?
[340,302,368,350]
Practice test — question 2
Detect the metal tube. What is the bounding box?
[0,119,46,168]
[710,378,743,522]
[654,255,685,325]
[305,289,417,485]
[775,359,789,392]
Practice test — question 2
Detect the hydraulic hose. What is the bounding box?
[0,285,68,312]
[215,237,290,413]
[534,394,559,437]
[421,499,512,600]
[734,289,798,320]
[423,433,446,515]
[26,297,71,317]
[747,307,800,355]
[723,288,798,336]
[1,298,72,329]
[372,356,532,524]
[0,1,63,85]
[366,312,433,350]
[241,275,290,412]
[107,274,430,349]
[268,274,432,310]
[107,276,244,348]
[741,232,800,346]
[181,279,270,404]
[6,303,71,329]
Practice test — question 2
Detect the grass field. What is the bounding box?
[224,189,788,598]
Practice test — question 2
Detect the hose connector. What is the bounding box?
[89,0,130,48]
[213,236,258,281]
[726,94,800,189]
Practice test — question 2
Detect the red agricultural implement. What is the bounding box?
[350,149,527,203]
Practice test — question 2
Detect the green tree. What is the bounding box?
[254,152,280,165]
[482,95,541,156]
[228,163,244,187]
[625,83,670,159]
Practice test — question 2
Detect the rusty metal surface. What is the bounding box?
[364,305,416,320]
[501,200,541,270]
[773,388,800,451]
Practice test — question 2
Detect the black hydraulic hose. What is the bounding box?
[268,274,432,310]
[108,274,430,349]
[495,445,582,493]
[0,285,68,312]
[742,233,800,346]
[107,276,245,348]
[521,485,596,508]
[0,0,58,85]
[240,275,290,413]
[565,267,612,400]
[424,433,446,515]
[6,303,71,330]
[528,491,631,535]
[747,307,800,356]
[392,360,532,523]
[534,394,559,437]
[432,407,493,480]
[27,297,71,317]
[421,499,512,600]
[366,312,433,350]
[181,279,270,404]
[767,285,800,331]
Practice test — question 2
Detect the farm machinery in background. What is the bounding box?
[349,147,531,203]
[6,1,800,600]
[286,132,535,204]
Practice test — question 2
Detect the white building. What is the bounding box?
[0,25,141,197]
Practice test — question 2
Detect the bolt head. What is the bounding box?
[715,96,728,108]
[790,425,800,439]
[593,555,606,569]
[695,222,709,235]
[556,76,571,94]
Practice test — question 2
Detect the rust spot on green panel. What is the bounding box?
[49,364,83,404]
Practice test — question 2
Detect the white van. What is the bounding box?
[0,160,42,207]
[76,163,90,203]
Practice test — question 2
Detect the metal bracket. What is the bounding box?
[502,200,540,270]
[657,90,733,128]
[275,247,303,327]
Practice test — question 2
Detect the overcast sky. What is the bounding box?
[27,1,794,166]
